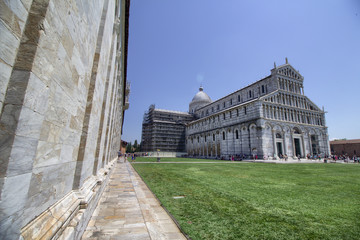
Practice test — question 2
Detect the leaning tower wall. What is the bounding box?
[0,0,129,239]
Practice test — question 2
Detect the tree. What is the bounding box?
[133,140,141,152]
[133,140,138,151]
[126,142,132,153]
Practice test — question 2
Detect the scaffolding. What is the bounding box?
[141,105,194,152]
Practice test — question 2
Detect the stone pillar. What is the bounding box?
[301,135,306,158]
[280,130,286,155]
[308,132,313,156]
[272,130,277,158]
[291,132,295,157]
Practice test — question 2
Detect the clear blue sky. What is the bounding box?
[122,0,360,144]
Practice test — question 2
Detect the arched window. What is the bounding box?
[235,130,239,139]
[223,132,225,140]
[293,128,301,134]
[213,134,215,141]
[276,133,282,138]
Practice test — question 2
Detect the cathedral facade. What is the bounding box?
[186,61,330,159]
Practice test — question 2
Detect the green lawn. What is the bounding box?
[132,162,360,240]
[129,157,226,162]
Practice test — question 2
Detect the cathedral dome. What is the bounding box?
[189,86,212,114]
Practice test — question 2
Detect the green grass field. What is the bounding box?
[132,160,360,240]
[129,157,225,162]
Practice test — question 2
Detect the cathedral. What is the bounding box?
[142,60,330,160]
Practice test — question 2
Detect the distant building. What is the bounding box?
[142,60,330,159]
[141,105,193,152]
[330,139,360,157]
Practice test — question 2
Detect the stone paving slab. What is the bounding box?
[82,160,187,240]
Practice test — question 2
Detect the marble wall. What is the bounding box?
[0,0,129,239]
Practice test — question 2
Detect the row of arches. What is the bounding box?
[277,68,301,80]
[264,123,329,158]
[187,123,258,157]
[264,92,314,110]
[186,122,330,158]
[197,79,270,119]
[262,104,324,126]
[187,104,251,133]
[277,77,303,94]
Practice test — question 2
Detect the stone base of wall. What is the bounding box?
[20,159,118,240]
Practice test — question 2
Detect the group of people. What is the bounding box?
[117,151,137,162]
[330,154,359,163]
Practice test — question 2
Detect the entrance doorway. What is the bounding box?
[276,142,283,157]
[294,138,301,157]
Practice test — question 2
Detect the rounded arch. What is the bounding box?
[249,123,257,132]
[273,124,283,132]
[308,128,316,135]
[283,125,290,133]
[235,129,239,139]
[293,127,302,134]
[314,128,322,135]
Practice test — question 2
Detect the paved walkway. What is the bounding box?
[82,159,187,240]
